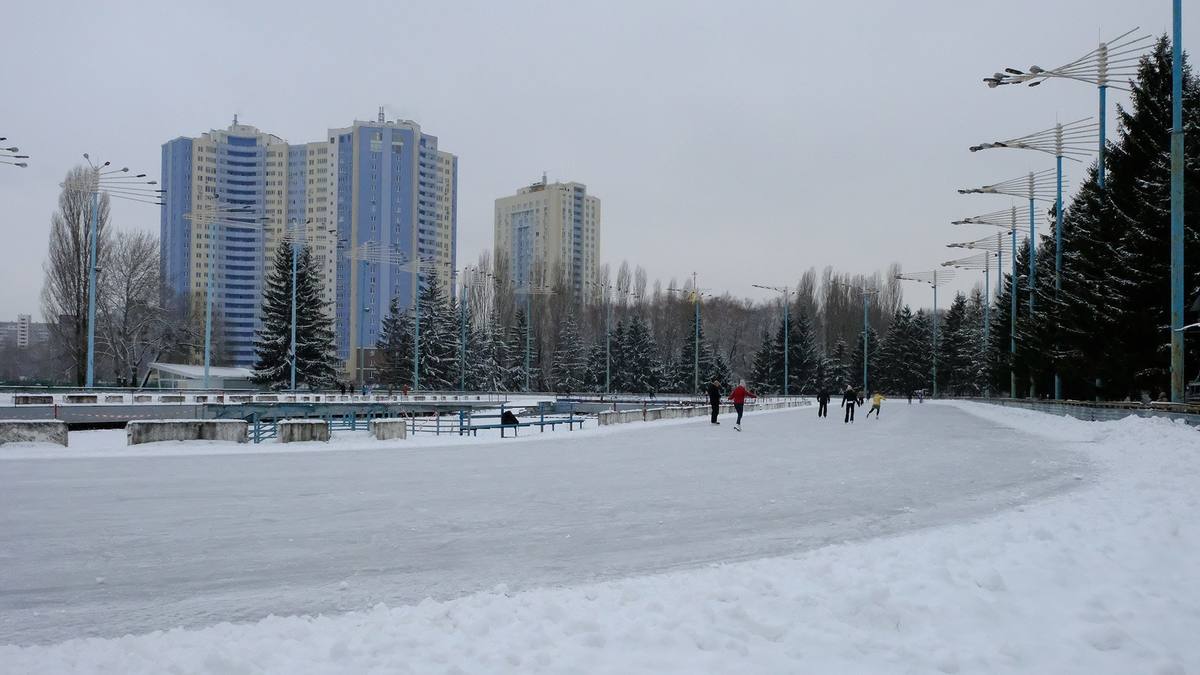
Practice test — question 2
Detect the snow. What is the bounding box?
[1,401,1197,673]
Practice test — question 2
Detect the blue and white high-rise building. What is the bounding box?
[160,113,456,375]
[329,115,458,376]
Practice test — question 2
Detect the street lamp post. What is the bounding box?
[942,251,998,396]
[182,196,266,390]
[897,270,956,398]
[1170,1,1186,403]
[752,284,796,395]
[0,138,30,168]
[64,156,163,388]
[832,281,879,393]
[982,28,1150,190]
[953,207,1037,397]
[667,274,709,393]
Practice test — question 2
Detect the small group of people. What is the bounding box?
[816,384,884,423]
[705,377,756,431]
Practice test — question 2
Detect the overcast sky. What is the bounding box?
[1,0,1191,320]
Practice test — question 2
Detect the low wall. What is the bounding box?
[370,418,408,441]
[961,398,1200,428]
[597,399,810,426]
[0,420,69,446]
[126,420,248,445]
[278,419,330,443]
[14,395,54,405]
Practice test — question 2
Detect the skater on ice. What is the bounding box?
[865,392,884,419]
[728,379,756,430]
[705,377,722,424]
[842,384,861,424]
[816,386,831,418]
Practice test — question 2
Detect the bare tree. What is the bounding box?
[40,166,111,386]
[97,230,174,386]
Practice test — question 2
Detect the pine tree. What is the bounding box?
[376,297,414,388]
[414,274,457,391]
[552,313,586,393]
[252,243,339,389]
[620,315,663,393]
[583,340,608,392]
[750,327,778,394]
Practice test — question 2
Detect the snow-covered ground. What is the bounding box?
[1,401,1196,673]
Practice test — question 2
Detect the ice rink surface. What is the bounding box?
[0,402,1088,645]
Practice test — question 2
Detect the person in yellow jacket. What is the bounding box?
[864,392,885,419]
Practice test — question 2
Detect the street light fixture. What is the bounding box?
[1,138,29,168]
[667,273,711,393]
[587,279,640,395]
[182,196,268,390]
[831,281,879,393]
[61,155,163,388]
[752,284,796,395]
[895,270,956,398]
[942,251,998,396]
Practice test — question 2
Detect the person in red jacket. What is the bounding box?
[728,379,757,431]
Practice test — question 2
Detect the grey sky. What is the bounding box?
[0,0,1190,320]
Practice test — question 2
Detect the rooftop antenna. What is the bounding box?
[378,106,385,123]
[233,113,238,126]
[542,171,547,185]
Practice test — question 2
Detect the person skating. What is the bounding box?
[865,392,885,419]
[816,387,831,418]
[842,384,859,423]
[728,380,756,430]
[705,377,722,424]
[907,390,913,404]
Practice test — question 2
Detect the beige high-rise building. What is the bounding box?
[494,178,600,302]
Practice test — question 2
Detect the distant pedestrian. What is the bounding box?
[865,392,885,419]
[402,384,410,398]
[816,387,831,418]
[339,382,347,396]
[842,384,859,423]
[705,377,722,424]
[907,390,912,404]
[918,389,924,403]
[728,380,756,431]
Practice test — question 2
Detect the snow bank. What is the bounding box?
[2,401,1196,674]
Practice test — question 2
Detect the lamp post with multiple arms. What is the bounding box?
[967,121,1099,399]
[62,156,163,388]
[832,281,879,393]
[280,219,338,392]
[752,284,796,395]
[896,270,955,398]
[954,205,1041,397]
[510,282,555,391]
[457,265,478,392]
[587,280,640,395]
[667,274,711,394]
[182,197,266,390]
[0,138,29,168]
[942,252,998,396]
[982,27,1150,190]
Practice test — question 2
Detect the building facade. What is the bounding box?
[494,179,600,302]
[330,116,457,377]
[161,114,456,375]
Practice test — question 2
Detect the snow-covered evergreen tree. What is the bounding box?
[252,243,339,389]
[552,313,586,393]
[376,297,414,388]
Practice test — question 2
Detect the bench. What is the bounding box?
[462,417,586,438]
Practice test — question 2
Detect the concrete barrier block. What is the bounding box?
[229,395,252,403]
[645,409,662,421]
[200,420,248,443]
[133,395,153,403]
[125,420,247,445]
[159,395,184,403]
[278,419,330,443]
[369,418,408,441]
[14,395,54,405]
[104,395,125,403]
[64,394,98,404]
[256,395,279,403]
[0,420,69,447]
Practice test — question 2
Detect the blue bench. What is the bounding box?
[462,417,586,437]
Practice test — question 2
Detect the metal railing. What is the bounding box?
[961,397,1200,428]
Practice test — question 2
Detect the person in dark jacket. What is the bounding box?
[705,378,722,424]
[816,388,831,418]
[842,384,859,423]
